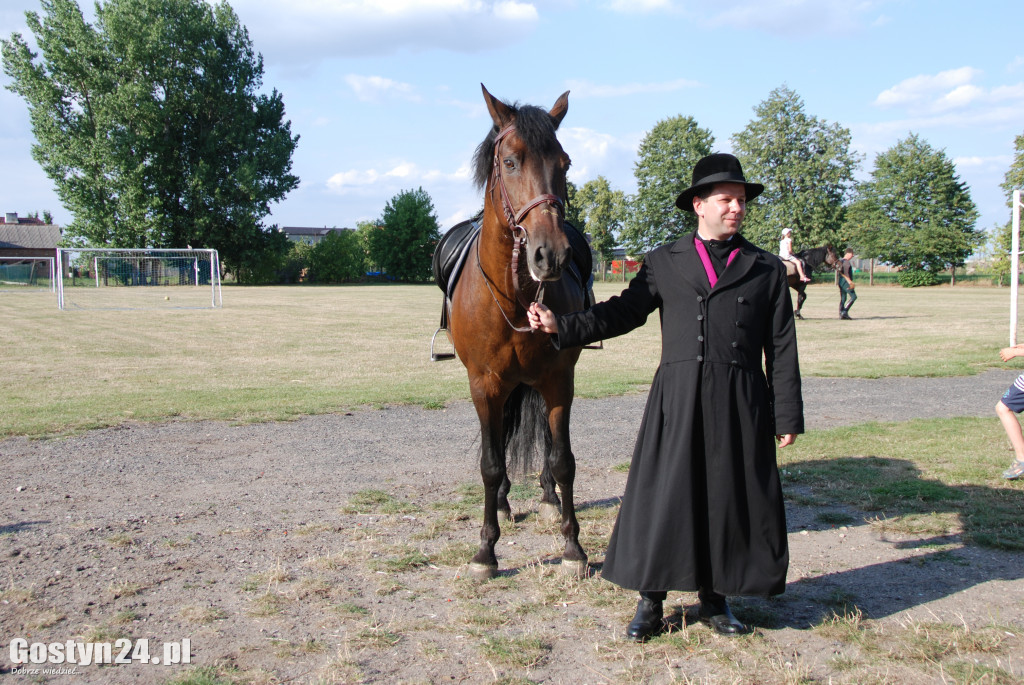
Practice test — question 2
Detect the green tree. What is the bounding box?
[355,220,380,273]
[565,180,584,229]
[575,176,625,279]
[992,131,1024,285]
[372,187,440,282]
[732,85,860,251]
[307,230,365,283]
[1,0,299,279]
[621,116,713,256]
[857,134,981,285]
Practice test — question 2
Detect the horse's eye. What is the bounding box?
[503,158,515,170]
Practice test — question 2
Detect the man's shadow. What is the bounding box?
[736,457,1024,629]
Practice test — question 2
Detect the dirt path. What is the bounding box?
[1,371,1022,683]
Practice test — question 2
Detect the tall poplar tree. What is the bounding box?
[2,0,299,278]
[732,86,860,251]
[991,131,1024,284]
[575,176,625,279]
[621,116,713,257]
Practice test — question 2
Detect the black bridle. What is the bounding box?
[477,123,566,331]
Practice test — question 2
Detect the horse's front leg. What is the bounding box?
[468,378,509,580]
[537,376,587,578]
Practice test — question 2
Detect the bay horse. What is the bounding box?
[785,245,840,319]
[446,85,587,580]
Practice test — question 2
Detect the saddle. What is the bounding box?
[430,218,597,360]
[783,257,810,282]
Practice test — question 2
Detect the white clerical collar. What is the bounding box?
[697,231,734,242]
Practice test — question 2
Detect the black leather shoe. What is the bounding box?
[626,596,663,642]
[698,594,747,636]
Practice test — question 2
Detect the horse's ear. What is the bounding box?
[549,90,569,130]
[481,83,512,129]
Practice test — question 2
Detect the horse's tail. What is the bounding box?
[503,383,551,476]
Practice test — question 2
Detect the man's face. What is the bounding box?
[693,182,746,240]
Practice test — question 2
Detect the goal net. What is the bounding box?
[56,248,222,310]
[0,256,56,292]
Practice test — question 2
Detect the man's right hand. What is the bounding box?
[528,303,558,333]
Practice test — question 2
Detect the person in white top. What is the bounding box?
[779,228,811,282]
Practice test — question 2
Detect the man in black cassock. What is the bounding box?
[528,153,803,640]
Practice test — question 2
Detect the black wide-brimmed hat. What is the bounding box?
[675,153,764,212]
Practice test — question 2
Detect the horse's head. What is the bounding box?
[475,84,572,282]
[824,244,840,269]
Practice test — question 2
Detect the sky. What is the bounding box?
[2,0,1023,241]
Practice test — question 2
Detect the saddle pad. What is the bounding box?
[432,218,481,299]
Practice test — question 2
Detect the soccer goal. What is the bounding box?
[0,256,56,292]
[56,248,222,310]
[1012,190,1022,345]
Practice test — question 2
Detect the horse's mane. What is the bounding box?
[796,245,836,268]
[472,101,562,190]
[797,246,828,259]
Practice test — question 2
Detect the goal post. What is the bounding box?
[56,248,222,310]
[1013,190,1022,346]
[0,256,56,292]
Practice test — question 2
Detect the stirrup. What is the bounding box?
[430,327,456,361]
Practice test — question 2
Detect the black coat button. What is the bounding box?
[696,355,703,362]
[737,296,745,303]
[698,335,704,342]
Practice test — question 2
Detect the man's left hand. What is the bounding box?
[776,434,797,448]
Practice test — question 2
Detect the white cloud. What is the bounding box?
[953,155,1012,170]
[874,67,981,109]
[344,75,421,103]
[230,0,540,67]
[325,161,469,195]
[873,67,1024,116]
[565,78,699,98]
[703,0,887,37]
[605,0,674,12]
[493,1,539,21]
[559,126,640,192]
[327,169,381,190]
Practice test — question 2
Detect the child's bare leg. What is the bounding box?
[996,400,1024,462]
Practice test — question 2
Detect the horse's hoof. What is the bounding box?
[497,508,513,523]
[538,502,561,522]
[468,562,499,581]
[561,558,588,578]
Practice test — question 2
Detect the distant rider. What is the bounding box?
[779,228,811,282]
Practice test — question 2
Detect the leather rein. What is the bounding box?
[477,123,565,333]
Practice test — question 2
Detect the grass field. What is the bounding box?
[3,283,1023,685]
[0,281,1019,437]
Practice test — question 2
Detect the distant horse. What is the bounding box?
[444,85,589,579]
[785,245,840,319]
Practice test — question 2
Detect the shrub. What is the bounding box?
[897,269,941,287]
